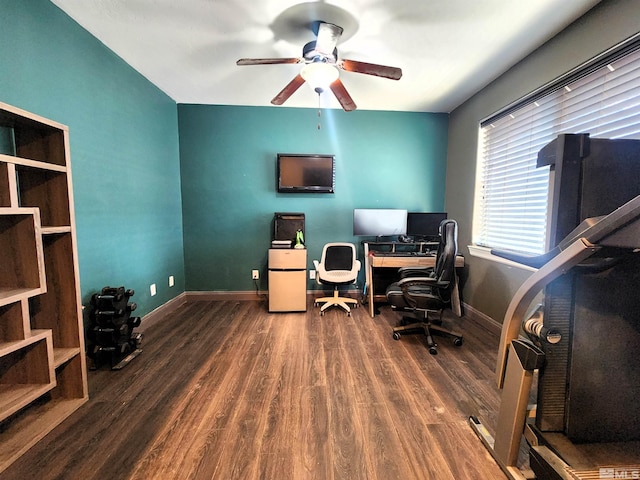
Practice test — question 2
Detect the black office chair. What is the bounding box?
[313,243,361,316]
[386,219,463,354]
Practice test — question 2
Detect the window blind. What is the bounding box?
[475,39,640,255]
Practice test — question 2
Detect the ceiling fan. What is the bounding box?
[236,22,402,111]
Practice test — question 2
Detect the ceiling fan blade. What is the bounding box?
[338,59,403,80]
[236,58,303,66]
[315,22,343,56]
[330,78,357,112]
[271,74,306,106]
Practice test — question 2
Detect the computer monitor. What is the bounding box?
[406,212,447,240]
[353,209,407,238]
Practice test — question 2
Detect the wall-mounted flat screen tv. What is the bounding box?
[277,153,335,193]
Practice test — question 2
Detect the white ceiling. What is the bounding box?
[50,0,601,112]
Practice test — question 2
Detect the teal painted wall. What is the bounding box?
[178,104,448,292]
[1,0,449,314]
[0,0,185,316]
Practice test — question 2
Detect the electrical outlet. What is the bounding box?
[252,270,259,280]
[169,275,174,287]
[150,283,157,296]
[309,270,316,280]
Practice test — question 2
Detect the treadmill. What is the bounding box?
[471,134,640,479]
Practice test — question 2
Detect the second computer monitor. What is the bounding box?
[407,212,448,241]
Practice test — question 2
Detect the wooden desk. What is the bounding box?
[364,245,465,318]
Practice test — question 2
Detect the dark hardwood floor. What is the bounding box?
[3,297,507,479]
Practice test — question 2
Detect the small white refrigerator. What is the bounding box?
[268,248,307,312]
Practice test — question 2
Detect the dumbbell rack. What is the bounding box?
[87,286,143,370]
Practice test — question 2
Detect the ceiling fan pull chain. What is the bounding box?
[317,91,322,130]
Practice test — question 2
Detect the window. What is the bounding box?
[474,36,640,256]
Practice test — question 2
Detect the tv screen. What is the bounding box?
[277,153,335,193]
[407,212,448,239]
[353,209,408,237]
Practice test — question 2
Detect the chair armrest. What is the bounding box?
[397,276,438,286]
[399,266,434,278]
[397,276,450,291]
[313,260,324,285]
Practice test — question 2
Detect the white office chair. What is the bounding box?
[313,243,361,316]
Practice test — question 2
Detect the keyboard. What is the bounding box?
[373,251,434,257]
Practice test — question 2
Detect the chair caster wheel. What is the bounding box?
[347,312,351,317]
[453,337,463,347]
[320,311,325,316]
[428,347,438,355]
[392,332,401,340]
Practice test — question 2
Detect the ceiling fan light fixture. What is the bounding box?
[300,62,339,92]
